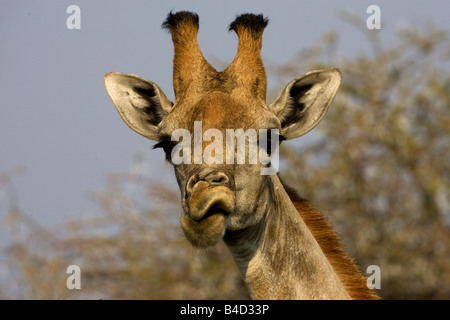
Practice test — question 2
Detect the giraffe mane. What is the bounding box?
[280,179,380,300]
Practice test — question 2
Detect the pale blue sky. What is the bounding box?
[0,0,449,245]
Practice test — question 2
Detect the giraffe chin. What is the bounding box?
[181,213,226,248]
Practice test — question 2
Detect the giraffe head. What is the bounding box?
[104,11,341,248]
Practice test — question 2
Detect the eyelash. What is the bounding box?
[152,133,285,159]
[153,140,175,160]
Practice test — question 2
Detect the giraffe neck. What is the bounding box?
[223,175,351,299]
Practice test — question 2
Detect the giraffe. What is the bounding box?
[104,11,379,300]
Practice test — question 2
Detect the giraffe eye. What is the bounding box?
[260,131,285,155]
[153,140,176,160]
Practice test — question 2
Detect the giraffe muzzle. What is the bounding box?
[181,171,235,247]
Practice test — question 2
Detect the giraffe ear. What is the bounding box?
[104,72,173,140]
[269,68,341,140]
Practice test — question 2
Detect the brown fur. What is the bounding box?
[281,181,380,300]
[162,11,268,103]
[225,14,268,101]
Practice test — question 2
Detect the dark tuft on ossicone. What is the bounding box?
[228,13,269,36]
[162,10,199,31]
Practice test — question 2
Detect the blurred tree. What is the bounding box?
[271,20,450,299]
[1,21,449,300]
[1,165,248,299]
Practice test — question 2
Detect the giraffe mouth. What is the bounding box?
[187,188,235,221]
[181,187,235,247]
[193,203,228,223]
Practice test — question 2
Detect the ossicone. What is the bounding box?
[162,10,199,31]
[228,13,269,38]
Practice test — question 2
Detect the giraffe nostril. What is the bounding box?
[186,171,230,196]
[186,174,199,194]
[205,172,229,185]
